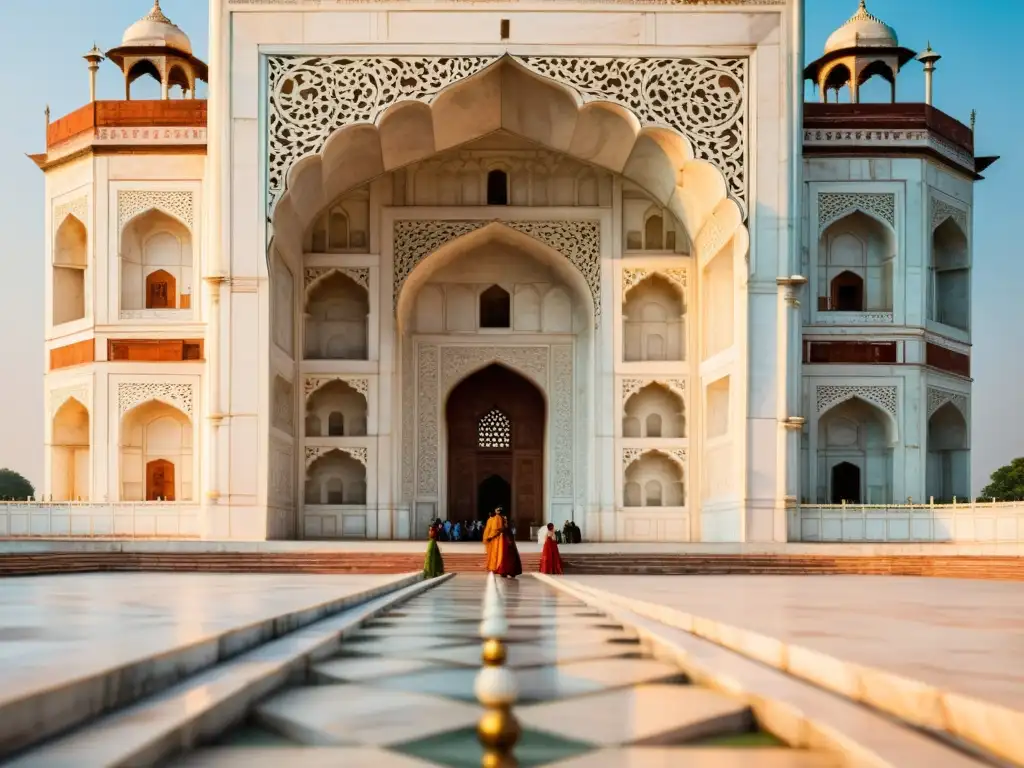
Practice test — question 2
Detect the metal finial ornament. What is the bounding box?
[475,574,520,768]
[970,109,977,133]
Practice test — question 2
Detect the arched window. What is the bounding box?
[328,411,345,437]
[644,480,663,507]
[480,285,511,328]
[478,408,511,449]
[830,271,864,312]
[645,413,663,438]
[831,462,861,504]
[325,477,344,504]
[644,215,664,250]
[145,269,177,309]
[486,170,509,206]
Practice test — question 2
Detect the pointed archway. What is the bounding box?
[446,364,545,540]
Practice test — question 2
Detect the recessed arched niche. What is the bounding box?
[305,271,369,360]
[305,450,367,505]
[120,209,193,313]
[51,397,90,501]
[120,400,193,502]
[930,218,969,331]
[623,383,685,438]
[623,274,685,362]
[307,187,370,253]
[305,380,368,438]
[926,401,968,502]
[622,195,687,253]
[624,451,685,507]
[409,237,580,335]
[816,398,892,504]
[53,215,88,326]
[818,211,895,313]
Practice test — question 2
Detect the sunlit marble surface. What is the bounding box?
[0,573,408,707]
[565,575,1024,713]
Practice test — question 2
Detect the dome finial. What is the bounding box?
[144,0,171,24]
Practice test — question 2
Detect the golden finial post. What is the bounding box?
[475,574,520,768]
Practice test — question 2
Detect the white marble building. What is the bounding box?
[23,0,997,542]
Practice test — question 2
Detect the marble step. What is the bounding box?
[0,572,424,761]
[1,552,1022,579]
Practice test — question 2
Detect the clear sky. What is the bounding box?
[0,0,1018,495]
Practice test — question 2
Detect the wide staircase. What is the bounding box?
[2,550,1022,579]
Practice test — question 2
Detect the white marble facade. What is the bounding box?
[35,0,977,542]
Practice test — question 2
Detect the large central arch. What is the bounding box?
[270,57,746,265]
[269,54,751,542]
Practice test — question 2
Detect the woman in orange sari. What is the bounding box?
[539,522,564,575]
[484,509,502,573]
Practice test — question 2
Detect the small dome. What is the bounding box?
[121,1,192,55]
[824,0,898,54]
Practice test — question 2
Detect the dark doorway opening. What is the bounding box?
[446,363,545,540]
[487,170,509,205]
[831,461,861,504]
[831,271,864,311]
[477,474,512,522]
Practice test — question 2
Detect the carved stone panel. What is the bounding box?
[818,192,896,235]
[117,382,194,417]
[392,220,601,324]
[931,198,969,234]
[815,385,897,421]
[303,376,369,400]
[305,446,367,469]
[927,387,968,419]
[267,55,747,211]
[53,196,88,231]
[304,267,369,290]
[117,190,195,229]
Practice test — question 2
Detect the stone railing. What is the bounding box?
[0,502,201,538]
[797,500,1024,543]
[813,310,894,325]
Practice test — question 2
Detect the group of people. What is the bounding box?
[422,507,565,578]
[426,518,506,542]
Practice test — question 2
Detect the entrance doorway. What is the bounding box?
[831,461,861,504]
[477,474,512,522]
[146,459,175,501]
[446,364,545,540]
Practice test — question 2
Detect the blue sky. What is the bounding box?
[0,0,1018,494]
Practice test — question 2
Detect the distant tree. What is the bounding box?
[0,469,34,501]
[978,458,1024,501]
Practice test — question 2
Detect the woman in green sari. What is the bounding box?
[423,521,445,578]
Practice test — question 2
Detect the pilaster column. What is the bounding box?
[777,275,807,541]
[202,276,227,536]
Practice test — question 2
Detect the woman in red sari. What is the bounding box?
[493,510,523,578]
[539,522,564,575]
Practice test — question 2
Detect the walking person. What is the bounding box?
[539,522,564,575]
[423,520,444,579]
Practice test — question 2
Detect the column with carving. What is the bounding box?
[202,276,226,537]
[777,276,807,541]
[202,0,227,538]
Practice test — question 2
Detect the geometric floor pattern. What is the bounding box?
[179,577,841,767]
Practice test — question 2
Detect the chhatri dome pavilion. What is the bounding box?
[22,0,995,542]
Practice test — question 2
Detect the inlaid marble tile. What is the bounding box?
[544,748,842,767]
[175,746,440,767]
[518,685,752,746]
[313,657,443,683]
[256,684,481,746]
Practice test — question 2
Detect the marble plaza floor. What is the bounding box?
[0,571,414,751]
[179,577,836,767]
[560,574,1024,716]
